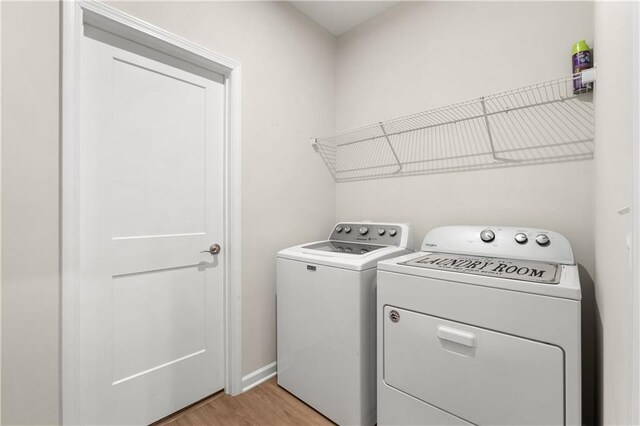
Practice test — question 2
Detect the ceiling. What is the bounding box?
[290,1,398,36]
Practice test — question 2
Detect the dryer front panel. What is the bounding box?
[383,306,564,425]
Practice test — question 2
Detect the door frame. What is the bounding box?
[632,2,640,423]
[60,1,243,424]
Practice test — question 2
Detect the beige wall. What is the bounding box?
[593,2,635,424]
[335,1,595,277]
[1,2,60,424]
[1,1,337,424]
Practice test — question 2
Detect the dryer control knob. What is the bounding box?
[335,226,343,233]
[359,226,369,235]
[514,233,528,244]
[377,228,385,236]
[536,234,550,246]
[344,227,351,233]
[389,229,397,237]
[480,229,495,243]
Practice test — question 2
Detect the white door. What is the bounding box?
[79,27,225,425]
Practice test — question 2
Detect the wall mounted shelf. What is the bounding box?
[312,70,596,182]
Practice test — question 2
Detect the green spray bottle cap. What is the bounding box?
[572,40,590,55]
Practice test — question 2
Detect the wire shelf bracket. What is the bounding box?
[312,70,596,183]
[379,122,403,174]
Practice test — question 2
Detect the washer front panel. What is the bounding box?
[277,258,377,425]
[401,252,560,284]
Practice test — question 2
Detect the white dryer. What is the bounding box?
[277,222,412,425]
[377,226,581,426]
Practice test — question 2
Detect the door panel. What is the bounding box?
[81,26,225,425]
[111,58,207,238]
[112,267,206,383]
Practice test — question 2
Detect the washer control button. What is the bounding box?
[344,227,351,233]
[345,247,352,253]
[536,234,550,246]
[480,229,495,243]
[514,233,528,244]
[359,226,369,235]
[335,226,343,233]
[389,229,397,237]
[378,228,386,236]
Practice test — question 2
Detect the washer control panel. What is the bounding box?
[330,222,408,247]
[422,226,574,265]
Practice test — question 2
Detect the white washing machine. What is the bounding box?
[277,222,412,426]
[377,226,581,426]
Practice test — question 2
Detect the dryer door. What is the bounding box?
[383,306,564,425]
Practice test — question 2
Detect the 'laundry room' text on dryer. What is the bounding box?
[400,253,560,284]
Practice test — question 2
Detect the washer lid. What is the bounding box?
[301,241,386,256]
[278,241,412,271]
[400,252,560,284]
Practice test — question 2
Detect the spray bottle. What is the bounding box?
[572,40,593,94]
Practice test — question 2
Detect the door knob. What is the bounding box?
[202,244,221,255]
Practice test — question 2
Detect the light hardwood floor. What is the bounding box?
[154,377,335,426]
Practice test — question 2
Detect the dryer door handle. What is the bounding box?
[437,326,477,348]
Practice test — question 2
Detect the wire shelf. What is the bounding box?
[312,71,595,182]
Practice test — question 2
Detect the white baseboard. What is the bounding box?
[241,361,277,393]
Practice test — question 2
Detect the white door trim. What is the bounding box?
[0,3,3,422]
[632,2,640,423]
[61,2,243,424]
